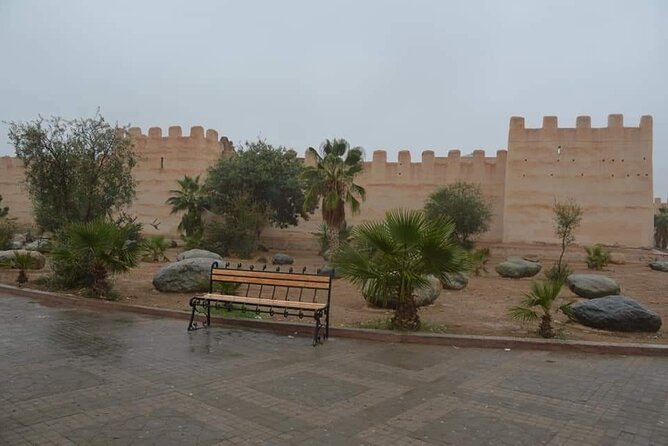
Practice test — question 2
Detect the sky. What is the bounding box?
[1,0,666,197]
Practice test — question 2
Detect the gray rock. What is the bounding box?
[24,239,51,253]
[175,249,223,262]
[9,240,23,250]
[567,274,620,299]
[495,257,542,278]
[364,275,442,309]
[649,261,668,272]
[272,253,294,265]
[152,258,220,293]
[570,295,662,332]
[318,265,340,279]
[442,272,469,290]
[0,250,46,269]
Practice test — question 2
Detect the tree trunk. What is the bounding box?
[539,313,553,338]
[16,270,28,287]
[392,295,420,330]
[91,263,109,297]
[326,224,340,253]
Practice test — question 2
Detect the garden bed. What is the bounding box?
[1,243,666,345]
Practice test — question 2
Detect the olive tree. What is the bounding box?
[8,114,136,231]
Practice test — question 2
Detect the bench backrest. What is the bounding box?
[209,262,332,306]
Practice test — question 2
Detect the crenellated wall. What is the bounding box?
[503,114,654,246]
[0,126,233,235]
[0,115,658,247]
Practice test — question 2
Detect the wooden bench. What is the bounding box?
[187,262,333,345]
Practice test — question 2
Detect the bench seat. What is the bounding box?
[199,293,327,311]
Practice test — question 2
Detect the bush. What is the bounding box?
[0,219,17,250]
[312,222,353,256]
[468,247,490,276]
[141,236,170,262]
[544,263,573,286]
[584,244,610,270]
[50,220,139,297]
[203,194,268,259]
[424,182,492,248]
[11,251,33,286]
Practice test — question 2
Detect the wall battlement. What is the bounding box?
[0,115,656,247]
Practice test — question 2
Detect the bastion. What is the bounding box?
[0,115,657,248]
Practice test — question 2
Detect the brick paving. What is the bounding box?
[1,293,667,445]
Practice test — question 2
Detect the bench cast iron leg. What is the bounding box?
[324,308,329,339]
[313,311,323,346]
[187,298,198,331]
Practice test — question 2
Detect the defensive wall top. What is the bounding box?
[509,114,652,135]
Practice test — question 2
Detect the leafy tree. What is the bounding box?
[655,207,668,249]
[584,244,610,270]
[509,280,569,338]
[167,175,208,238]
[424,182,492,248]
[0,194,8,218]
[51,220,140,297]
[547,199,582,284]
[8,114,136,231]
[302,139,366,252]
[0,219,16,250]
[332,209,467,330]
[203,192,269,258]
[206,140,308,230]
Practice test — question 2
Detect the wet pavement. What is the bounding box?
[1,293,667,445]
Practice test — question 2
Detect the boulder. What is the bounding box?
[24,238,51,253]
[0,250,46,269]
[522,255,541,263]
[152,258,220,293]
[649,261,668,272]
[176,249,223,262]
[364,275,442,309]
[495,257,542,278]
[272,253,294,265]
[608,253,626,265]
[566,274,620,299]
[570,295,662,332]
[442,272,468,290]
[318,265,340,279]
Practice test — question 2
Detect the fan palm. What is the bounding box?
[302,139,366,252]
[166,175,208,237]
[509,280,565,338]
[11,251,33,286]
[141,235,170,262]
[332,209,467,330]
[51,221,139,296]
[655,207,668,249]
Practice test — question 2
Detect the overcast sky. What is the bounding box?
[1,0,666,197]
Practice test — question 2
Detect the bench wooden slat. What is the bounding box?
[211,274,330,290]
[202,294,327,310]
[212,268,330,283]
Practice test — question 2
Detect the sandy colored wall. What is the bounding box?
[0,115,656,248]
[502,115,654,247]
[261,148,507,250]
[0,126,232,236]
[0,156,34,228]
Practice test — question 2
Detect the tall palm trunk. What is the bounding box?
[91,262,109,297]
[326,224,340,253]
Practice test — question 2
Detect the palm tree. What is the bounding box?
[166,175,208,238]
[332,209,467,330]
[11,251,33,287]
[655,207,668,249]
[51,221,139,296]
[509,280,565,338]
[302,139,366,252]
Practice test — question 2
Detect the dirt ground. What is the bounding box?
[2,243,666,344]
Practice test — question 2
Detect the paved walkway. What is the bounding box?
[1,294,667,445]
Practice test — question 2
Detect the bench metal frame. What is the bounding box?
[187,262,333,346]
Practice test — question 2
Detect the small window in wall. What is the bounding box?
[160,157,164,169]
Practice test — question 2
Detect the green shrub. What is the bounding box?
[11,251,33,286]
[141,236,170,262]
[468,247,490,276]
[312,222,353,256]
[0,219,17,250]
[51,220,139,297]
[544,263,572,286]
[584,244,610,270]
